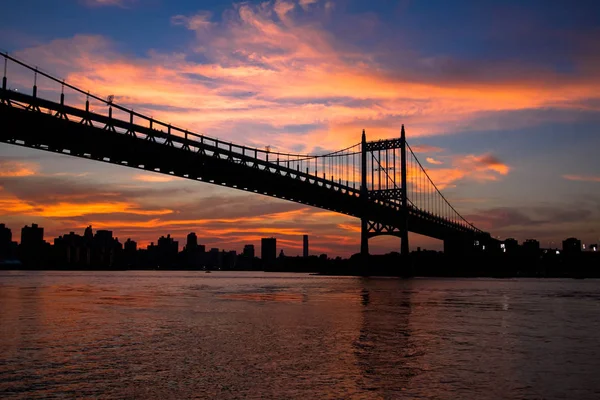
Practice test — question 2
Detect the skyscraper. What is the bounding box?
[261,237,276,265]
[562,237,582,254]
[0,224,12,247]
[0,223,12,259]
[21,223,44,248]
[186,232,198,250]
[303,235,309,258]
[243,244,255,258]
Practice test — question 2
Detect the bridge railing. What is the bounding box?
[1,51,366,195]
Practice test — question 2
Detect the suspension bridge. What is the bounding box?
[0,52,493,258]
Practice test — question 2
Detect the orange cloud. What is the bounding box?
[0,160,38,177]
[562,174,600,183]
[411,152,510,191]
[0,194,173,218]
[133,174,177,183]
[426,157,443,165]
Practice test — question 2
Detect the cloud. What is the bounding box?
[171,12,214,31]
[426,157,442,165]
[563,174,600,183]
[299,0,319,10]
[0,160,38,177]
[83,0,134,7]
[418,152,510,190]
[410,144,444,153]
[133,174,178,183]
[466,204,596,233]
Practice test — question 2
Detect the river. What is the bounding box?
[1,271,599,399]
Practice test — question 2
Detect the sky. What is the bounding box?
[0,0,599,256]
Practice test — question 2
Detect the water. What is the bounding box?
[1,271,599,399]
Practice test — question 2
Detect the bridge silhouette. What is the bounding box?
[0,52,493,257]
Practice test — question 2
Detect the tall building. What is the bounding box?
[303,235,309,258]
[562,237,582,254]
[186,232,198,250]
[20,223,46,267]
[93,230,117,267]
[0,224,12,259]
[157,234,179,267]
[261,237,276,265]
[243,244,255,258]
[522,239,540,256]
[0,223,12,244]
[54,232,85,266]
[123,238,137,267]
[124,238,137,253]
[84,225,94,242]
[502,238,519,253]
[21,223,44,248]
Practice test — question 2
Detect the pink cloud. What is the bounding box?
[563,174,600,183]
[426,157,443,165]
[83,0,134,7]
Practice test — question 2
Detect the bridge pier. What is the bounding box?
[361,218,369,256]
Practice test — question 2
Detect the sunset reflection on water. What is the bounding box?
[1,271,599,399]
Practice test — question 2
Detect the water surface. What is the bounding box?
[1,271,599,399]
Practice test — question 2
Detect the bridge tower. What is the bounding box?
[360,126,409,257]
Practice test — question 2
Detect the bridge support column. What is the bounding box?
[361,218,369,257]
[400,125,409,257]
[360,129,369,257]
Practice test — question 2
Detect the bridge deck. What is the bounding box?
[0,90,483,241]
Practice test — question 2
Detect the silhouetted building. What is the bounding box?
[84,225,94,242]
[21,223,44,248]
[122,238,137,267]
[19,223,47,267]
[243,244,255,258]
[562,237,582,254]
[186,232,198,250]
[303,235,309,258]
[261,237,276,265]
[124,238,137,253]
[0,223,12,259]
[157,234,178,267]
[502,238,519,253]
[223,250,237,269]
[54,232,86,266]
[86,229,123,268]
[522,239,540,256]
[207,248,221,268]
[183,234,204,269]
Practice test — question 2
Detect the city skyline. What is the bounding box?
[1,0,599,256]
[1,221,596,261]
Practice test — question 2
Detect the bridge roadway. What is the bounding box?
[0,90,484,242]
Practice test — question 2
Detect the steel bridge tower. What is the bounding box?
[360,125,409,257]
